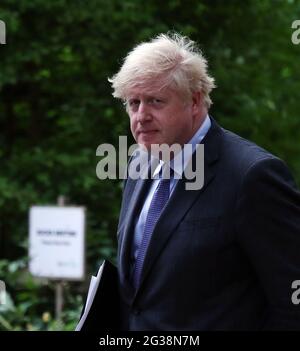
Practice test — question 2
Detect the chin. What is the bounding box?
[137,142,151,151]
[138,138,156,148]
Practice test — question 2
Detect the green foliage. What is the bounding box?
[0,0,299,330]
[0,257,83,330]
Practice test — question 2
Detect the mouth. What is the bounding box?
[138,130,158,135]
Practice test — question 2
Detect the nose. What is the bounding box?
[136,101,152,123]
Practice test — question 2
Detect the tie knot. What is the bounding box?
[159,164,174,180]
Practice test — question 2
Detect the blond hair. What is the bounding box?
[108,33,216,108]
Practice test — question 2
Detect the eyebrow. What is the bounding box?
[127,94,166,101]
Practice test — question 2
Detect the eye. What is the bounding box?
[149,98,163,105]
[126,99,140,112]
[128,99,140,107]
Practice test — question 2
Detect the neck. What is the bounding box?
[191,109,207,136]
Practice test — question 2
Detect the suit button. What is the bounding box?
[132,307,141,315]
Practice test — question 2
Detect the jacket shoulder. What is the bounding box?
[220,127,282,173]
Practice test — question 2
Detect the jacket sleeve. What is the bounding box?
[235,156,300,330]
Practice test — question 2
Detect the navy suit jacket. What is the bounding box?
[117,117,300,330]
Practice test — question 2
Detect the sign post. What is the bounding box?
[55,196,65,327]
[29,197,85,329]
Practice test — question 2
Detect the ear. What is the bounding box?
[191,91,202,115]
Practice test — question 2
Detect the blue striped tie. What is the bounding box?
[132,173,171,289]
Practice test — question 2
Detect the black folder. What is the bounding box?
[76,260,120,331]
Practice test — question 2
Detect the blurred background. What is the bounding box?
[0,0,299,330]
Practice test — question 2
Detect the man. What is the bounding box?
[109,33,300,330]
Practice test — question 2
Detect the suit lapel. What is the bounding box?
[118,157,159,287]
[118,183,148,285]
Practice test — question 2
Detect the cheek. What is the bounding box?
[129,116,137,132]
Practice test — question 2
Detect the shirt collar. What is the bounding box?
[152,114,211,178]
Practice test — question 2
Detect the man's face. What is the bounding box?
[126,85,201,150]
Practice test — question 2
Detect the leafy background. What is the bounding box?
[0,0,299,330]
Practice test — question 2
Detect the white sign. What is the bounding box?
[29,206,85,280]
